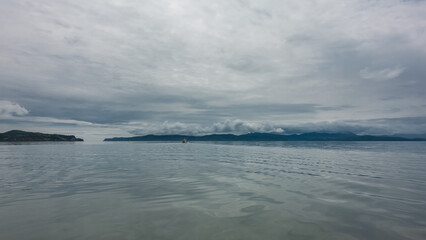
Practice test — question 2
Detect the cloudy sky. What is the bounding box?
[1,0,426,141]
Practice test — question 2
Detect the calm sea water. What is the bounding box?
[0,141,425,240]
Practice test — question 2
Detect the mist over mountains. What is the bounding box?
[104,132,425,142]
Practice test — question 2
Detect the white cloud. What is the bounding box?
[360,66,406,81]
[0,100,104,127]
[211,119,284,134]
[0,100,29,117]
[128,119,284,135]
[26,116,99,126]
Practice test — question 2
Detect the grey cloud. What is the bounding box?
[280,117,426,135]
[198,104,354,121]
[1,0,426,137]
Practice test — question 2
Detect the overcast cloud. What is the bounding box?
[1,0,426,141]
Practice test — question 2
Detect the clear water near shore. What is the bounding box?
[1,141,425,239]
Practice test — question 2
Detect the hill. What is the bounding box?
[0,130,84,142]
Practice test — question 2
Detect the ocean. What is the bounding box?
[1,141,425,239]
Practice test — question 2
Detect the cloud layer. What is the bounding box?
[1,0,426,139]
[128,119,284,136]
[127,117,426,136]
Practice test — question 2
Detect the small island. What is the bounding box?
[0,130,84,142]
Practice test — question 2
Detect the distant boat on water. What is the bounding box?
[182,138,188,143]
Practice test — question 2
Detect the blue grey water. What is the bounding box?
[1,141,426,239]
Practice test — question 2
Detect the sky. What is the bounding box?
[1,0,426,141]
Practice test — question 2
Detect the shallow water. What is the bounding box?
[0,141,425,239]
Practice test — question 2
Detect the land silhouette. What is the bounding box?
[104,132,425,142]
[0,130,84,142]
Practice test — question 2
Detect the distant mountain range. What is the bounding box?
[0,130,84,142]
[104,132,426,142]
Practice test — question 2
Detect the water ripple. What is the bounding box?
[0,142,426,239]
